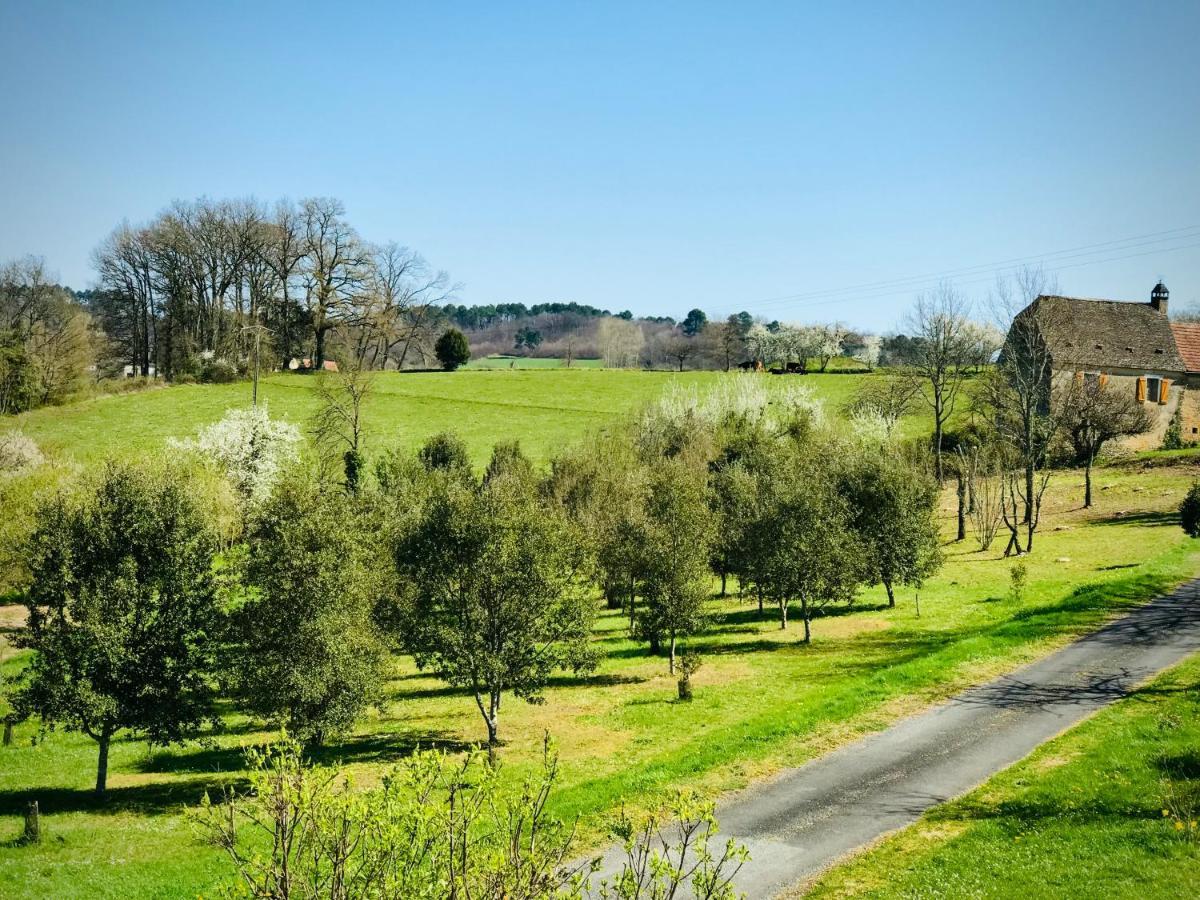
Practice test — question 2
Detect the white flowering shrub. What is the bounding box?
[0,430,44,474]
[853,334,882,370]
[171,405,300,504]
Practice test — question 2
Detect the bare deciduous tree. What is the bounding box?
[905,283,976,481]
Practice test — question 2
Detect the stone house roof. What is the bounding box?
[1169,322,1200,374]
[1020,294,1185,373]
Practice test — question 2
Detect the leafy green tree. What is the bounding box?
[839,456,943,608]
[681,308,708,337]
[1181,483,1200,538]
[634,461,713,672]
[758,466,865,640]
[418,430,472,475]
[393,444,596,759]
[435,328,471,371]
[230,473,388,744]
[15,462,221,794]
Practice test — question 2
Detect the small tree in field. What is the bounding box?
[634,460,714,673]
[393,444,596,760]
[435,328,470,371]
[230,473,388,745]
[1063,377,1153,508]
[758,467,865,640]
[15,462,220,794]
[839,456,942,608]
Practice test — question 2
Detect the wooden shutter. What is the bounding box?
[1136,377,1146,402]
[1074,371,1083,385]
[1099,373,1109,388]
[1160,379,1171,404]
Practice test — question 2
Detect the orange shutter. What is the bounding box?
[1099,373,1109,388]
[1160,379,1171,404]
[1074,371,1083,385]
[1136,377,1146,402]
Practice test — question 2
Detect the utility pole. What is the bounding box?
[242,323,272,408]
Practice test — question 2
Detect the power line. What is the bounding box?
[738,223,1200,313]
[748,237,1200,315]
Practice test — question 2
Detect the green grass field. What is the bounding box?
[8,368,869,467]
[2,371,1199,897]
[464,354,605,370]
[807,654,1200,899]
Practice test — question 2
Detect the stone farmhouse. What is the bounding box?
[1011,282,1200,450]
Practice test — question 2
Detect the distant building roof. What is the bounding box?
[1170,322,1200,373]
[1022,294,1185,373]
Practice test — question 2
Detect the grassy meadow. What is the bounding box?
[2,369,1200,897]
[9,368,868,467]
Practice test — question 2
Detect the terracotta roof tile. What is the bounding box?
[1170,322,1200,373]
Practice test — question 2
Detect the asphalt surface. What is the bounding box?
[599,578,1200,898]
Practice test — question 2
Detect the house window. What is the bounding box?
[1146,377,1162,403]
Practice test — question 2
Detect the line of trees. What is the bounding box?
[5,373,943,793]
[88,196,456,379]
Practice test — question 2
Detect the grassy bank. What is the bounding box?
[8,368,871,467]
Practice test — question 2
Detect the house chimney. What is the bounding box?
[1151,281,1169,315]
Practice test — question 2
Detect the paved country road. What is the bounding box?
[600,579,1200,898]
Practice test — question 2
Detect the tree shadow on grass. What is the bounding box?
[0,774,247,818]
[1090,510,1178,528]
[137,729,475,777]
[1154,750,1200,781]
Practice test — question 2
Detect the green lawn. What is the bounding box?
[807,654,1200,899]
[8,368,870,467]
[464,354,605,369]
[1,372,1197,898]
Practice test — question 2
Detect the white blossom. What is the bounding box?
[170,405,300,504]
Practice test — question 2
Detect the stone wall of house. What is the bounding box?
[1054,368,1182,451]
[1179,378,1200,444]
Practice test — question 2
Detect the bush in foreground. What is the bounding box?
[1181,483,1200,538]
[194,734,747,899]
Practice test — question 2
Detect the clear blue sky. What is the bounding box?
[2,0,1197,329]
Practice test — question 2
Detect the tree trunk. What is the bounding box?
[1084,454,1093,508]
[956,471,967,541]
[801,596,812,644]
[649,633,661,655]
[315,324,329,368]
[720,570,727,598]
[23,801,40,844]
[668,632,676,674]
[3,720,12,746]
[757,585,764,617]
[1024,462,1034,524]
[96,729,111,796]
[779,597,788,630]
[885,580,895,608]
[933,411,944,482]
[486,693,500,766]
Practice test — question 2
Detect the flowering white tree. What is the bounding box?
[854,334,882,370]
[172,406,301,504]
[0,430,44,473]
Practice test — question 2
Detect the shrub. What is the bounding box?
[1009,561,1028,602]
[0,430,43,474]
[170,405,301,505]
[1181,483,1200,538]
[199,358,240,384]
[435,328,471,371]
